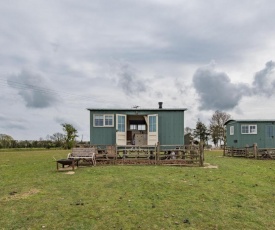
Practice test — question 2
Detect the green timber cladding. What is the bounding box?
[225,120,275,148]
[88,106,187,146]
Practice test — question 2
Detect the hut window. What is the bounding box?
[93,114,114,127]
[138,124,146,130]
[105,115,114,126]
[130,124,146,131]
[230,126,234,135]
[241,124,257,134]
[130,124,137,130]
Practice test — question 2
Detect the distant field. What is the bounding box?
[0,149,274,229]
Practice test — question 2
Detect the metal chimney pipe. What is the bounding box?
[158,102,163,109]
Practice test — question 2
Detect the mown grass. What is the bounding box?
[0,150,275,229]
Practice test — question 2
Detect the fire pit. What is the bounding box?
[56,159,78,171]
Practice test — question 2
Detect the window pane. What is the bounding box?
[105,115,113,126]
[230,126,234,135]
[95,115,103,126]
[149,116,156,132]
[130,124,137,130]
[117,116,125,132]
[138,124,146,130]
[250,125,256,134]
[242,125,248,134]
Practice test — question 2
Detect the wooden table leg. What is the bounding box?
[72,160,75,171]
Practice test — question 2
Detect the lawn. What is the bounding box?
[0,149,274,229]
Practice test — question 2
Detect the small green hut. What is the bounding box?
[88,102,187,146]
[225,119,275,148]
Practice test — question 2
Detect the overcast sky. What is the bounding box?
[1,0,275,140]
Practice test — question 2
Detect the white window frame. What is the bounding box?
[230,126,234,135]
[241,124,257,134]
[93,114,114,127]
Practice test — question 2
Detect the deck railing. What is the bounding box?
[87,143,204,166]
[224,144,275,159]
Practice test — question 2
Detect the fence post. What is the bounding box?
[115,144,117,165]
[154,144,157,165]
[245,144,248,158]
[254,143,258,159]
[156,142,160,165]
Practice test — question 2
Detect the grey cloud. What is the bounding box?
[0,115,27,130]
[252,61,275,97]
[193,63,250,110]
[54,117,80,131]
[193,61,275,111]
[54,117,67,125]
[7,70,59,108]
[117,64,148,96]
[3,123,26,130]
[1,0,275,68]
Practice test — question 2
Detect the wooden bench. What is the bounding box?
[68,147,97,166]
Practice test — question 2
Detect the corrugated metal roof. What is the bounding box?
[225,119,275,125]
[87,108,187,111]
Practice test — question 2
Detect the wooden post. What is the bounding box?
[245,145,249,158]
[72,159,75,171]
[115,144,117,165]
[156,142,160,165]
[154,145,157,165]
[254,143,258,159]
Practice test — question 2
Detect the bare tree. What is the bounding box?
[50,132,65,148]
[209,110,231,147]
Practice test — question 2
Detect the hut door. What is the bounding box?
[116,114,127,145]
[148,114,158,145]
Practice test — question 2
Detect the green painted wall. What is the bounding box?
[89,110,116,145]
[158,111,184,145]
[89,109,185,145]
[226,120,275,148]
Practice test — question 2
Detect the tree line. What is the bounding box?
[0,123,79,149]
[185,110,231,148]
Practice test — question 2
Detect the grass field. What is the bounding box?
[0,149,275,229]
